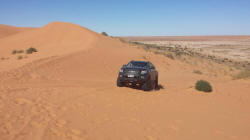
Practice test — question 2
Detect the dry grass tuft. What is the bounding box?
[233,69,250,80]
[193,70,203,75]
[17,55,23,60]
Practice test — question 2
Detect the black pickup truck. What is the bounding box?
[117,60,158,91]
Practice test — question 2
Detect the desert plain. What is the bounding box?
[0,22,249,140]
[124,36,250,62]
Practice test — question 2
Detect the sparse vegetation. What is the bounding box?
[17,50,24,53]
[153,51,164,55]
[175,51,183,57]
[12,50,17,54]
[12,49,24,54]
[195,80,212,92]
[233,69,250,80]
[17,55,23,60]
[193,70,202,75]
[119,39,250,71]
[164,53,174,60]
[26,47,37,54]
[101,32,108,36]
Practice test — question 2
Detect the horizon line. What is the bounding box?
[1,22,250,37]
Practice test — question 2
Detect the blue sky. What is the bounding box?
[0,0,250,36]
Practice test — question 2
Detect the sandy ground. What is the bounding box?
[124,36,250,62]
[0,23,250,140]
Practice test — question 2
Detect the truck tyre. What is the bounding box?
[142,79,153,91]
[117,77,123,87]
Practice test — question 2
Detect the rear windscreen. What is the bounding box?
[127,62,147,67]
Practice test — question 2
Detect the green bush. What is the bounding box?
[195,80,212,92]
[26,47,37,54]
[101,32,108,36]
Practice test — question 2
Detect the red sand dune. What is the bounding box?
[0,22,249,140]
[0,24,35,39]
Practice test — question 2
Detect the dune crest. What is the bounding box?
[0,22,112,71]
[0,24,35,39]
[0,22,104,63]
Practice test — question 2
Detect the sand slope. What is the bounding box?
[0,22,104,71]
[0,22,249,140]
[0,24,35,39]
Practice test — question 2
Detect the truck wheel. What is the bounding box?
[142,79,153,91]
[117,77,123,87]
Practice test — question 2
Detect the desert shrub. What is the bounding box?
[164,53,174,60]
[12,50,24,54]
[233,69,250,80]
[193,70,202,75]
[195,80,212,92]
[26,47,37,54]
[12,50,17,54]
[17,55,23,60]
[101,32,108,36]
[17,50,24,53]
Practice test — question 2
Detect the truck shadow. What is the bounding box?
[155,84,164,91]
[126,84,164,91]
